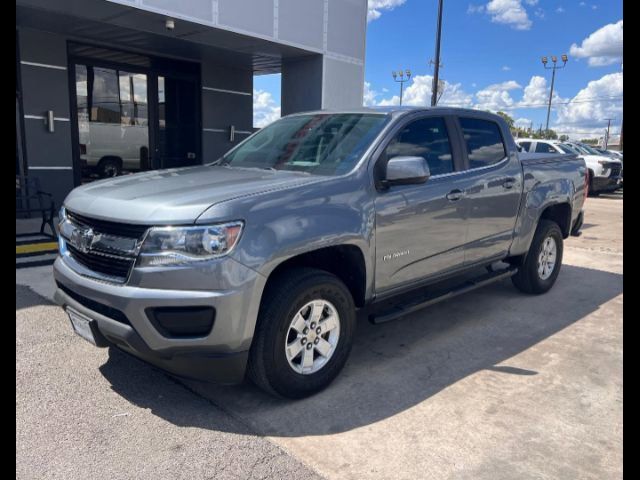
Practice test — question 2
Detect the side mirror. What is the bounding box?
[384,156,430,186]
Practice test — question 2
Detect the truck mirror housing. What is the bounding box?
[385,156,431,186]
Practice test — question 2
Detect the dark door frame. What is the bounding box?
[66,41,201,186]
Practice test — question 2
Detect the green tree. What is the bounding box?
[496,111,514,129]
[559,135,569,141]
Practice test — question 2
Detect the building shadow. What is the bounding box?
[98,263,622,437]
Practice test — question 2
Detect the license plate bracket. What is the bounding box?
[67,307,98,346]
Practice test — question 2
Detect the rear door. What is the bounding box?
[454,116,523,264]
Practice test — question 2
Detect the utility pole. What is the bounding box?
[541,54,568,137]
[430,0,444,107]
[603,118,613,149]
[391,70,411,106]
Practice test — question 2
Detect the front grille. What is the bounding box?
[64,210,147,282]
[57,281,130,325]
[67,243,134,280]
[67,211,149,239]
[609,165,622,178]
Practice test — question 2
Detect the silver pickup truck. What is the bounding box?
[53,107,587,398]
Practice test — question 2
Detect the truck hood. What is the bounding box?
[64,165,321,224]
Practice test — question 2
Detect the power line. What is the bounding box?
[438,95,622,110]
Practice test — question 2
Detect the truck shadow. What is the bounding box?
[99,263,622,437]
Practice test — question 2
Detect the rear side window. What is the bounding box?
[384,117,454,176]
[459,117,507,169]
[518,141,531,151]
[535,142,556,153]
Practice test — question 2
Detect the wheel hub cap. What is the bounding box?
[537,236,557,280]
[285,300,341,375]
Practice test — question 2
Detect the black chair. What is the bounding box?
[16,175,57,238]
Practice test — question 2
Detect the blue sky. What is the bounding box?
[255,0,622,140]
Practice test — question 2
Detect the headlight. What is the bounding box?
[137,221,244,267]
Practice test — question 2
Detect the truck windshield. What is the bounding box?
[219,113,389,176]
[557,144,579,154]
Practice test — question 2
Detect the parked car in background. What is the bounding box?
[516,138,622,195]
[54,108,587,398]
[565,142,622,194]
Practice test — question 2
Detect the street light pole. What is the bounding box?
[431,0,444,107]
[392,69,412,106]
[603,118,613,149]
[541,54,568,138]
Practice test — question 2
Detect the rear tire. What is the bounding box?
[512,219,563,294]
[247,268,356,399]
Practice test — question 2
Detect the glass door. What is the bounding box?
[74,64,150,183]
[156,75,199,169]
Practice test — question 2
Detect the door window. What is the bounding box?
[518,141,531,151]
[384,117,454,176]
[459,117,506,169]
[535,142,556,153]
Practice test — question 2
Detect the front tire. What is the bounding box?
[512,219,563,294]
[247,268,356,399]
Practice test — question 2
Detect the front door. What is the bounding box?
[374,115,468,292]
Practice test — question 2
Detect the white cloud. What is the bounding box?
[502,65,511,71]
[569,20,623,67]
[514,117,533,128]
[363,81,380,106]
[467,4,485,14]
[523,0,538,4]
[534,8,545,18]
[253,89,281,128]
[475,80,522,111]
[367,0,406,22]
[556,6,565,13]
[555,72,623,133]
[485,0,533,30]
[519,75,549,106]
[371,75,474,108]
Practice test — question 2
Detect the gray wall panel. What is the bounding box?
[201,62,252,93]
[281,55,323,115]
[327,0,366,60]
[322,57,364,109]
[141,0,214,23]
[278,0,324,49]
[218,0,274,37]
[22,121,74,168]
[27,169,75,208]
[20,66,71,118]
[203,131,235,161]
[202,91,253,130]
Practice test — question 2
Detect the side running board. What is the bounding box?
[369,267,518,325]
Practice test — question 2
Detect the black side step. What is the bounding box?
[369,267,518,325]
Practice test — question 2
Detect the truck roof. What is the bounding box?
[285,106,507,120]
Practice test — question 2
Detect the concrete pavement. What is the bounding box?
[16,192,622,479]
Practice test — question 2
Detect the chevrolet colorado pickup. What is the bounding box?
[54,107,587,398]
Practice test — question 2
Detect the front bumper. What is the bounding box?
[53,255,265,384]
[592,175,622,193]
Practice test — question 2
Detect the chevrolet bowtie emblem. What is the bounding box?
[71,227,95,253]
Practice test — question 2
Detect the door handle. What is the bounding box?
[502,178,517,189]
[446,189,465,201]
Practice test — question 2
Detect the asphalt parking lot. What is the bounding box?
[16,192,622,479]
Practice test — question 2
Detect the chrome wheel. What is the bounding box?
[285,300,341,375]
[537,236,557,280]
